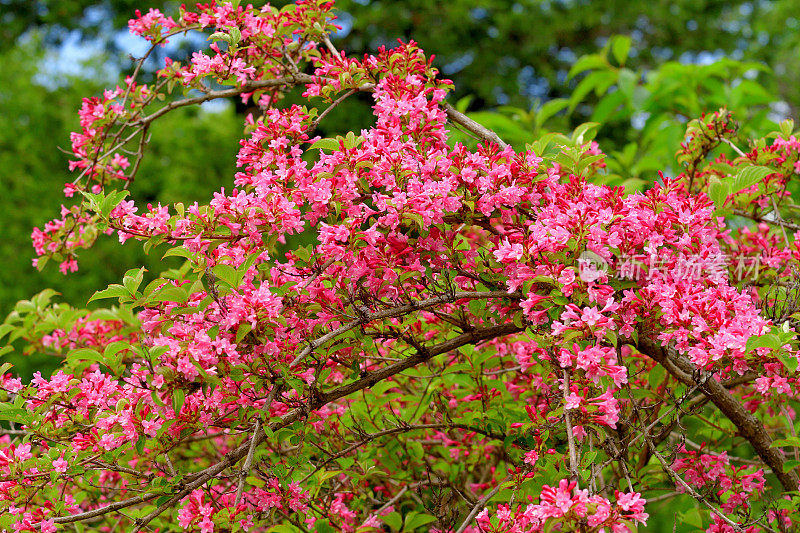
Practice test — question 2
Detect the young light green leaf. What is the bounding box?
[89,284,130,303]
[780,118,795,139]
[567,54,607,80]
[708,179,732,207]
[572,122,601,145]
[611,35,632,66]
[732,165,774,194]
[309,138,340,151]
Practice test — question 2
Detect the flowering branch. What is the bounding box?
[638,336,800,492]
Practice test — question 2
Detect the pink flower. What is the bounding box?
[523,449,539,466]
[564,392,582,410]
[14,443,32,461]
[52,456,68,473]
[493,239,524,263]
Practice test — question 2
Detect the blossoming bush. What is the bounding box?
[2,2,800,532]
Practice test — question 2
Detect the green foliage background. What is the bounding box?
[0,41,240,306]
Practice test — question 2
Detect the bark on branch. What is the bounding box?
[133,74,509,149]
[56,322,524,526]
[638,336,800,492]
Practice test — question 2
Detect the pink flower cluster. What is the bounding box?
[474,480,647,533]
[673,445,773,532]
[127,8,178,44]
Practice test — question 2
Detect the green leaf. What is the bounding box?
[732,165,774,194]
[79,190,103,211]
[209,31,232,44]
[405,212,425,231]
[343,131,364,149]
[88,284,129,303]
[746,332,782,351]
[123,267,146,295]
[407,440,424,460]
[708,178,732,207]
[783,459,800,473]
[104,341,129,360]
[309,138,340,151]
[771,436,800,448]
[228,26,242,46]
[536,98,569,128]
[382,512,403,531]
[678,508,704,529]
[148,285,189,304]
[0,405,31,424]
[135,435,146,455]
[151,390,165,408]
[455,95,474,113]
[404,512,437,531]
[611,36,631,66]
[172,388,186,415]
[777,351,799,373]
[571,122,601,145]
[67,347,105,366]
[314,520,335,533]
[780,118,795,139]
[294,245,312,264]
[236,323,252,343]
[647,364,666,388]
[317,470,343,482]
[32,288,58,308]
[569,71,616,112]
[99,190,130,218]
[591,90,626,123]
[567,54,607,80]
[0,324,14,342]
[212,264,239,288]
[163,246,193,260]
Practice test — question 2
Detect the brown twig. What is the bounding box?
[638,336,800,492]
[454,475,512,533]
[55,322,523,526]
[290,290,522,366]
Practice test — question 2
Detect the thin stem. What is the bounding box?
[647,441,744,533]
[721,137,746,158]
[310,89,357,134]
[455,476,511,533]
[290,290,522,366]
[444,103,508,149]
[638,336,800,492]
[234,419,261,507]
[54,323,522,526]
[562,369,580,486]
